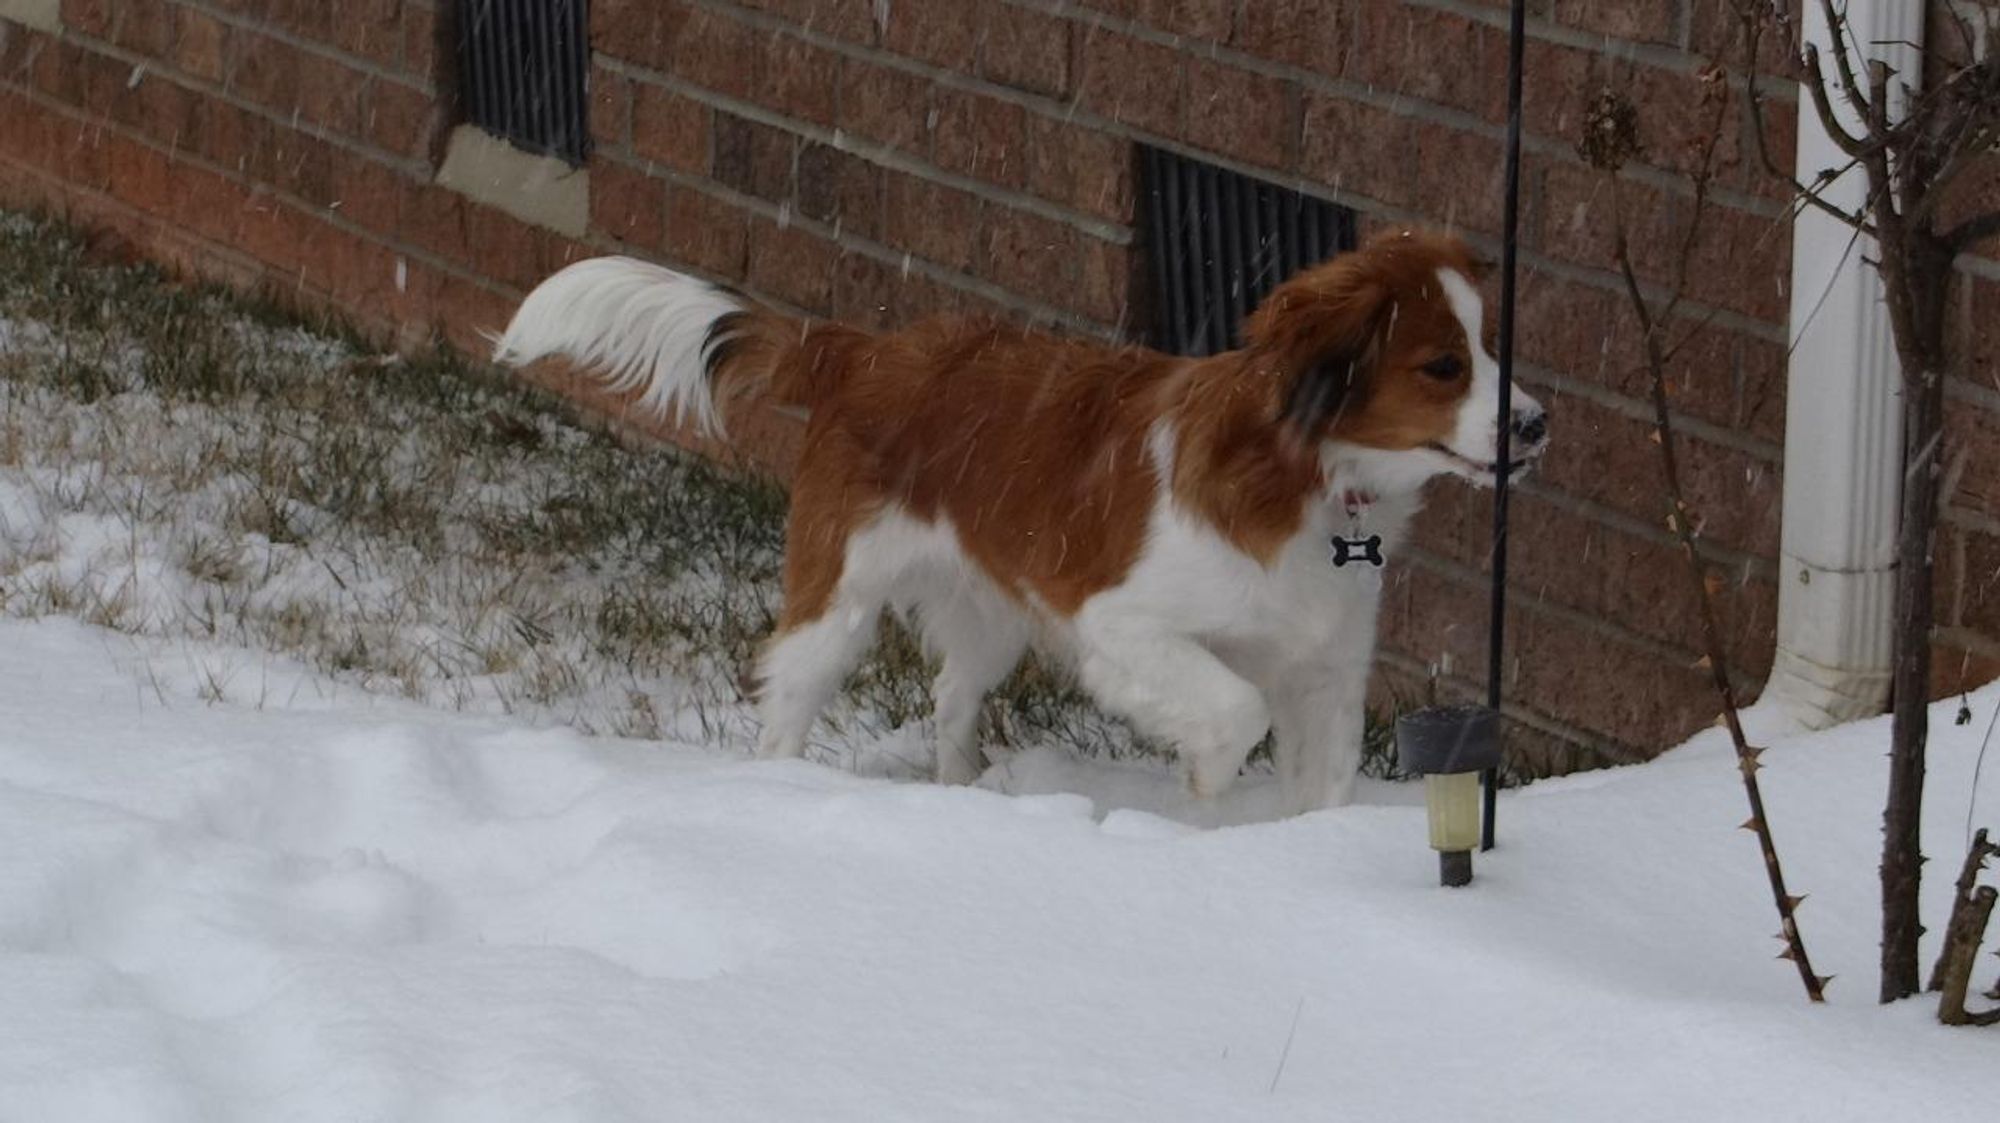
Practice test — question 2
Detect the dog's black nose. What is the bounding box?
[1512,410,1548,446]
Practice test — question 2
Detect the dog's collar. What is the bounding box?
[1338,488,1376,521]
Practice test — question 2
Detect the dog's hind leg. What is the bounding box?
[754,491,888,762]
[755,589,881,762]
[920,592,1030,785]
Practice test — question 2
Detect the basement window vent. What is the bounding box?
[1138,145,1356,357]
[458,0,591,166]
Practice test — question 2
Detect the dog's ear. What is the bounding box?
[1244,258,1391,440]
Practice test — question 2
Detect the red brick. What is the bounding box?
[366,78,435,157]
[1076,26,1184,137]
[172,6,229,83]
[1531,393,1782,557]
[881,173,980,270]
[1025,114,1134,225]
[930,88,1029,190]
[663,185,749,279]
[1687,0,1802,77]
[1299,93,1414,207]
[590,65,631,151]
[26,37,88,106]
[590,156,667,249]
[331,0,404,68]
[187,97,265,172]
[1534,159,1686,291]
[838,56,932,154]
[298,52,369,135]
[324,148,402,234]
[671,8,761,102]
[593,0,661,58]
[1342,3,1506,123]
[796,142,882,240]
[270,141,336,209]
[736,0,878,44]
[1236,0,1347,74]
[397,182,470,265]
[980,205,1075,306]
[61,0,111,38]
[1932,637,2000,700]
[107,0,174,56]
[1520,37,1601,148]
[765,33,839,129]
[228,33,304,117]
[1075,236,1133,326]
[1412,122,1506,235]
[1135,0,1234,41]
[829,249,904,330]
[1946,392,2000,522]
[258,0,340,44]
[979,2,1071,98]
[746,216,837,310]
[1411,484,1780,676]
[1552,0,1678,44]
[131,73,199,150]
[1516,272,1788,443]
[880,0,977,69]
[1185,59,1294,170]
[710,112,793,203]
[1936,152,2000,251]
[465,202,551,290]
[1379,565,1720,751]
[1963,275,2000,388]
[632,84,707,173]
[402,1,439,77]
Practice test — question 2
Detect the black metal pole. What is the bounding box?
[1483,0,1528,854]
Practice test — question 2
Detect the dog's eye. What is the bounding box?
[1420,355,1464,380]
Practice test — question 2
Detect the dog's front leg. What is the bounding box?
[1072,617,1269,799]
[1266,651,1371,816]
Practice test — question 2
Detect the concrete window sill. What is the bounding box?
[0,0,61,33]
[433,125,588,239]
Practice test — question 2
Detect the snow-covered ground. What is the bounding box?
[1,613,1994,1122]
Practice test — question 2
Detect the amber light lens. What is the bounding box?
[1425,771,1482,853]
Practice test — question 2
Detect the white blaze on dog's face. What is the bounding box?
[1430,267,1548,486]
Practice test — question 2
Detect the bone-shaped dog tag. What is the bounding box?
[1330,534,1384,568]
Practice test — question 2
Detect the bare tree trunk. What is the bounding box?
[1882,365,1940,1002]
[1880,235,1952,1003]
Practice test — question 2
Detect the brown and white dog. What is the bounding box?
[496,229,1547,815]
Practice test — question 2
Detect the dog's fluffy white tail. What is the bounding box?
[492,257,748,434]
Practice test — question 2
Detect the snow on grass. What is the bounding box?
[0,615,1995,1121]
[0,210,1144,771]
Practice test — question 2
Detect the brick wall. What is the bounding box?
[0,0,1995,771]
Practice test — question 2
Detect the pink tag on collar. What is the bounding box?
[1341,489,1376,520]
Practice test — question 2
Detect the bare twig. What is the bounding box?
[1581,81,1827,1003]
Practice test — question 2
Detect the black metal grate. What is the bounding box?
[1138,145,1356,356]
[458,0,591,166]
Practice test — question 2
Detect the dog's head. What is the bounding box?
[1243,229,1548,490]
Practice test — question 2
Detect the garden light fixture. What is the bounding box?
[1397,706,1503,887]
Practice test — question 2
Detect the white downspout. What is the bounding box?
[1762,0,1924,729]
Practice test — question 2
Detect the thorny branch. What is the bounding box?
[1581,77,1827,1004]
